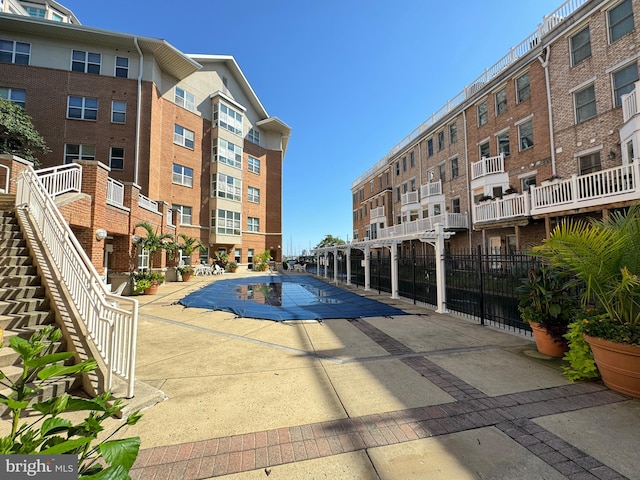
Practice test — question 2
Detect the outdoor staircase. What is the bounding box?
[0,194,81,415]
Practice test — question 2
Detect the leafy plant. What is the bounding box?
[0,98,49,166]
[533,205,640,345]
[227,261,238,271]
[133,271,164,294]
[254,250,272,271]
[0,326,143,478]
[517,264,580,343]
[177,265,194,275]
[562,319,600,381]
[133,221,173,269]
[133,278,152,294]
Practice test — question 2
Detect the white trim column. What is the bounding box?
[346,246,351,285]
[323,253,328,278]
[390,241,399,299]
[435,223,448,313]
[364,245,371,291]
[333,246,338,283]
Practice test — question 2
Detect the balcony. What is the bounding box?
[622,83,638,123]
[473,193,530,224]
[401,190,419,208]
[420,180,442,198]
[370,206,385,221]
[471,154,504,180]
[530,163,640,216]
[378,213,468,239]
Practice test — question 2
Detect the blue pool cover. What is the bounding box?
[178,275,408,321]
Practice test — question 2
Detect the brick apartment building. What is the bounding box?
[352,0,639,256]
[0,1,290,281]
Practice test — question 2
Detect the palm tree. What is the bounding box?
[133,221,173,269]
[176,233,206,265]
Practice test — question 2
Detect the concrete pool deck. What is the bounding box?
[115,272,639,479]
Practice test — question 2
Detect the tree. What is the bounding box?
[133,221,173,269]
[0,98,49,165]
[315,235,346,249]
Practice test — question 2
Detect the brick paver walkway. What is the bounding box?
[130,317,630,480]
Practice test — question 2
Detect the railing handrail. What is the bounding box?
[37,163,82,197]
[351,0,588,189]
[621,83,638,123]
[107,177,125,207]
[16,165,138,397]
[0,164,9,193]
[138,192,159,213]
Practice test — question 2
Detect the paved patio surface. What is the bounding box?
[106,272,640,479]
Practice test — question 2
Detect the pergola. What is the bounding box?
[312,224,453,313]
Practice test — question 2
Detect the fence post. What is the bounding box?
[477,244,485,326]
[412,244,417,305]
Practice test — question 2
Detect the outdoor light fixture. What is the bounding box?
[95,229,108,241]
[132,234,141,244]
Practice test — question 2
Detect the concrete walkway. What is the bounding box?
[116,272,639,479]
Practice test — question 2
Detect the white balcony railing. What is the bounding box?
[401,190,419,206]
[622,83,638,123]
[420,180,442,198]
[471,154,504,180]
[370,206,385,220]
[138,192,159,213]
[530,163,639,215]
[473,193,530,223]
[36,163,82,197]
[378,213,468,239]
[106,177,124,207]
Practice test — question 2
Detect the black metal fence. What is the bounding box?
[310,247,538,335]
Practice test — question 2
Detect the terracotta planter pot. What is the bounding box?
[529,322,568,358]
[181,272,192,282]
[144,282,159,295]
[584,335,640,399]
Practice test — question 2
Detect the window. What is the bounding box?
[175,87,196,111]
[174,124,195,149]
[25,7,45,17]
[518,120,534,150]
[248,156,261,174]
[495,88,507,115]
[234,249,241,263]
[402,156,407,172]
[477,101,488,126]
[410,152,415,168]
[67,96,98,120]
[521,175,536,192]
[64,144,95,164]
[449,122,458,143]
[247,186,260,203]
[451,197,461,213]
[247,217,260,232]
[608,0,634,43]
[51,12,63,22]
[71,50,101,74]
[579,152,601,175]
[0,87,25,107]
[111,100,126,123]
[410,178,416,191]
[172,164,194,187]
[438,163,446,183]
[0,39,30,65]
[613,62,638,107]
[479,141,490,159]
[137,247,149,271]
[109,147,124,170]
[498,132,510,157]
[433,204,442,216]
[516,72,530,103]
[575,84,597,123]
[214,103,243,135]
[215,209,241,235]
[571,26,591,66]
[248,128,260,145]
[115,56,129,78]
[396,187,400,202]
[427,138,434,156]
[214,139,242,168]
[437,131,445,150]
[213,173,241,201]
[173,204,193,225]
[450,157,459,179]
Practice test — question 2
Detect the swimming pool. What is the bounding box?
[178,275,407,321]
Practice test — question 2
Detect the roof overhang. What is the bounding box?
[312,230,454,254]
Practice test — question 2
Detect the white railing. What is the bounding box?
[36,163,82,197]
[622,83,638,123]
[370,206,385,219]
[471,154,504,180]
[106,177,124,207]
[474,193,530,223]
[16,165,138,397]
[530,163,640,214]
[166,208,175,227]
[378,213,468,239]
[138,192,159,213]
[420,180,442,198]
[401,190,419,206]
[352,0,587,190]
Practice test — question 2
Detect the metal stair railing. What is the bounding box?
[15,164,138,397]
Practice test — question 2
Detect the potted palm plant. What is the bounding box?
[517,264,579,357]
[227,261,238,273]
[133,221,172,292]
[254,250,272,272]
[533,205,640,397]
[177,265,194,281]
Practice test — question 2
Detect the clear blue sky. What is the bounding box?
[61,0,563,255]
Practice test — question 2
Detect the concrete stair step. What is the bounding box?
[0,377,82,418]
[0,256,33,267]
[0,285,45,301]
[0,275,42,288]
[0,298,49,315]
[0,246,29,257]
[0,310,55,330]
[0,265,38,276]
[0,337,67,368]
[0,238,26,248]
